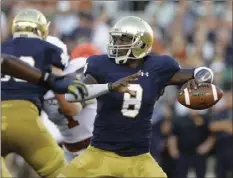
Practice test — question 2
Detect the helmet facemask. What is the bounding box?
[107,32,144,64]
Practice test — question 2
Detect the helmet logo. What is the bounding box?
[139,70,149,77]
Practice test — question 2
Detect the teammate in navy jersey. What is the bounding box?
[1,34,69,108]
[58,16,215,177]
[1,9,73,178]
[1,53,88,96]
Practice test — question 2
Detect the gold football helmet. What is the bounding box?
[12,9,50,40]
[107,16,154,64]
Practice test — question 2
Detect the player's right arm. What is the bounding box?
[1,53,44,85]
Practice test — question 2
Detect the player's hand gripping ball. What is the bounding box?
[177,82,223,110]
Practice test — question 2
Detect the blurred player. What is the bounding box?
[1,52,86,178]
[44,43,101,161]
[44,57,96,162]
[1,157,12,178]
[1,9,76,177]
[1,53,88,95]
[58,16,215,177]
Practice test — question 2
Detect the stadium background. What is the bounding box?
[1,1,232,178]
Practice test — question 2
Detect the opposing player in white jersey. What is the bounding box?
[43,57,97,161]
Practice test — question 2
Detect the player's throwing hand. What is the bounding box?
[109,71,141,95]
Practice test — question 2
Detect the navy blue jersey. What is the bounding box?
[1,37,68,109]
[84,54,180,156]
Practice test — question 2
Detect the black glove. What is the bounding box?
[43,72,88,100]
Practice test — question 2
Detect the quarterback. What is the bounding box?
[58,16,214,177]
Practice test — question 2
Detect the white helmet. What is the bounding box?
[46,35,70,66]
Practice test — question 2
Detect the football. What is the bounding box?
[177,83,223,110]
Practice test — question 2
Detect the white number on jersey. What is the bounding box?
[1,56,35,82]
[60,52,69,67]
[121,84,143,118]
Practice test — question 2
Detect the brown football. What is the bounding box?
[177,83,223,110]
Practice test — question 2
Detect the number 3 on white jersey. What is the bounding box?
[121,84,143,118]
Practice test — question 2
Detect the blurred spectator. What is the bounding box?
[92,1,118,19]
[145,1,176,30]
[168,103,215,178]
[92,4,111,53]
[150,102,170,162]
[69,11,94,44]
[1,11,8,42]
[54,1,79,37]
[61,11,95,54]
[151,104,177,178]
[209,92,233,178]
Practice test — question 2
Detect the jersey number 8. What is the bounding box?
[121,84,143,118]
[1,56,35,82]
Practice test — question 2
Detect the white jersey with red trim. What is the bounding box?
[43,58,96,158]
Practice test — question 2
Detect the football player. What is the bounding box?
[1,53,88,96]
[1,157,11,178]
[1,9,72,177]
[43,57,96,162]
[58,16,214,177]
[44,42,101,162]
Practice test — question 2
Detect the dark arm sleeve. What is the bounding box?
[159,55,181,85]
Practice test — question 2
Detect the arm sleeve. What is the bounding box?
[65,84,110,102]
[159,55,181,83]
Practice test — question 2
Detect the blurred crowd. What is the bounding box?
[1,1,232,178]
